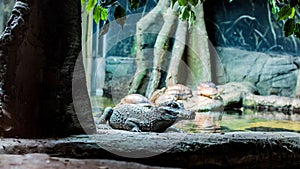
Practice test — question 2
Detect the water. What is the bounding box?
[91,96,300,133]
[174,110,300,133]
[90,96,115,121]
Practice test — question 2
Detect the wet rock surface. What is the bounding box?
[0,131,299,168]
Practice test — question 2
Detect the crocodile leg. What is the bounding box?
[125,118,142,132]
[98,107,113,124]
[165,126,186,133]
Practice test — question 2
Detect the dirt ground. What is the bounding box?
[0,153,178,169]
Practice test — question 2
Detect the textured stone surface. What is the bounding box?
[104,47,299,99]
[218,47,298,96]
[218,82,257,107]
[0,132,299,168]
[0,153,175,169]
[243,93,300,111]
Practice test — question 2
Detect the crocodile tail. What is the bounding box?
[98,107,113,124]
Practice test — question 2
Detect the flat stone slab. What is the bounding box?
[0,153,176,169]
[0,131,299,168]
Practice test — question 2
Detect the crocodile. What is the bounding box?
[99,100,195,132]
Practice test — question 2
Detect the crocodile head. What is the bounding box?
[158,100,195,120]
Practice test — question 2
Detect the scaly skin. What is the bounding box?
[99,100,195,132]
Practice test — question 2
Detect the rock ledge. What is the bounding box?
[0,131,299,168]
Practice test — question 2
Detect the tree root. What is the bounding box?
[187,3,211,85]
[0,0,31,137]
[130,1,212,98]
[166,20,188,87]
[145,7,177,98]
[128,0,169,94]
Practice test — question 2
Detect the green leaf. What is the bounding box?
[284,19,295,37]
[114,5,126,28]
[179,6,190,20]
[178,0,188,6]
[86,0,97,13]
[277,5,293,20]
[93,5,101,24]
[189,0,198,6]
[93,5,108,24]
[272,6,280,14]
[290,7,295,18]
[269,0,279,14]
[100,7,108,21]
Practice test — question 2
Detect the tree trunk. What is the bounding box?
[128,0,169,95]
[145,6,177,98]
[166,20,188,87]
[187,3,211,86]
[130,1,212,97]
[0,0,95,138]
[294,71,300,98]
[295,54,300,97]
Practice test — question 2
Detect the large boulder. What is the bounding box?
[219,81,257,107]
[217,47,298,96]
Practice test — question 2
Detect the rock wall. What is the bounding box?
[104,57,136,100]
[217,47,298,96]
[104,47,299,99]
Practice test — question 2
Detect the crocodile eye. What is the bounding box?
[170,103,179,108]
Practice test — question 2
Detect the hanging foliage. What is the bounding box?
[268,0,300,38]
[81,0,201,34]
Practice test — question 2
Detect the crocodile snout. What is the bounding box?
[176,109,195,119]
[158,106,195,120]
